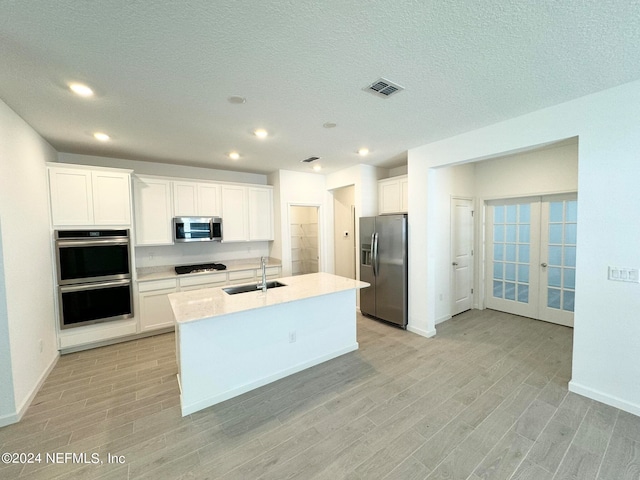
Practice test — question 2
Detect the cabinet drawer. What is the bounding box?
[179,272,227,287]
[228,270,256,285]
[265,266,281,278]
[138,278,178,292]
[228,270,256,282]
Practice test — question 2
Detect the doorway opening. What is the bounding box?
[290,205,319,276]
[332,185,356,279]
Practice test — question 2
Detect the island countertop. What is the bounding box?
[168,272,369,324]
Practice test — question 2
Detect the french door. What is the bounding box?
[485,194,577,327]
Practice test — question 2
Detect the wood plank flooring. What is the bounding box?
[1,309,639,479]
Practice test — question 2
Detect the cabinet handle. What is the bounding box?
[452,262,459,266]
[541,262,548,268]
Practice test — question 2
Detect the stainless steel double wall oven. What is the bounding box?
[55,229,133,329]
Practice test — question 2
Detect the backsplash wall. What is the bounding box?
[135,241,271,269]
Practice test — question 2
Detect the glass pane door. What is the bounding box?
[485,199,540,318]
[539,196,577,327]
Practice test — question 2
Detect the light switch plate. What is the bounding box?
[608,266,640,283]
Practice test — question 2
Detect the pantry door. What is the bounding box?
[485,195,577,326]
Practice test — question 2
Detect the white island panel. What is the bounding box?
[169,272,368,416]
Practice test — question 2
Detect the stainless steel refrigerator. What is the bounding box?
[359,214,408,328]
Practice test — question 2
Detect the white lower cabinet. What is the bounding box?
[137,265,281,332]
[228,269,256,285]
[138,279,178,332]
[179,272,227,291]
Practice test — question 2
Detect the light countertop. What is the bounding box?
[168,272,369,324]
[136,257,282,282]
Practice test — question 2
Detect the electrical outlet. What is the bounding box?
[289,331,297,343]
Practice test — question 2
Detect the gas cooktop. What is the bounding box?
[175,263,227,275]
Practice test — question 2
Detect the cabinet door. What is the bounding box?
[139,288,176,332]
[173,181,198,216]
[400,177,409,213]
[379,180,401,214]
[49,168,94,226]
[248,187,274,241]
[133,177,173,245]
[221,185,249,242]
[92,171,131,225]
[198,183,221,217]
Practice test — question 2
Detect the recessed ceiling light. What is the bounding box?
[93,132,110,142]
[228,96,246,104]
[69,83,94,97]
[313,165,322,172]
[229,151,240,160]
[323,122,337,129]
[358,148,369,156]
[254,129,268,138]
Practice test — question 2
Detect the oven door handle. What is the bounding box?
[59,279,131,293]
[56,239,129,247]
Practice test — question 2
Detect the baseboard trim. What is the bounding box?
[181,343,359,416]
[407,325,437,338]
[60,327,174,354]
[569,380,640,417]
[3,351,60,427]
[436,315,452,325]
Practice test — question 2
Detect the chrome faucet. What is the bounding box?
[258,256,267,293]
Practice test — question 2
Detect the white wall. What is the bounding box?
[429,164,475,326]
[0,100,58,426]
[273,170,327,277]
[408,79,640,416]
[0,220,16,422]
[474,140,578,200]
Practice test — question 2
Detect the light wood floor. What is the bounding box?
[1,309,639,480]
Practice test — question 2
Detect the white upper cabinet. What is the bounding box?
[198,183,221,217]
[173,181,198,217]
[220,185,249,242]
[378,175,408,214]
[48,165,131,227]
[220,185,274,242]
[133,175,173,245]
[173,181,221,217]
[248,187,274,241]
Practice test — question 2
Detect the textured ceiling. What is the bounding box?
[1,1,639,174]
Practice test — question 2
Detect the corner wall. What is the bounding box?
[408,79,640,416]
[0,100,59,426]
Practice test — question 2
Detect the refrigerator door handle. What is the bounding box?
[372,232,379,277]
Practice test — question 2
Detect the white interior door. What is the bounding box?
[485,195,576,326]
[485,199,541,318]
[451,198,474,315]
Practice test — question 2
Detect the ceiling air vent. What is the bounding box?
[301,156,320,163]
[365,78,404,98]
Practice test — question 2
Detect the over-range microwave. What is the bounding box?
[173,216,222,242]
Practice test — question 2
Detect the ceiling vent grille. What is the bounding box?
[365,78,404,98]
[301,156,320,163]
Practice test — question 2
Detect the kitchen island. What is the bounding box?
[168,272,369,416]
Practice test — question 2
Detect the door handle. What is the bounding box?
[541,262,548,268]
[452,262,459,266]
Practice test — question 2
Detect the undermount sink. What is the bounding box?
[223,281,287,295]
